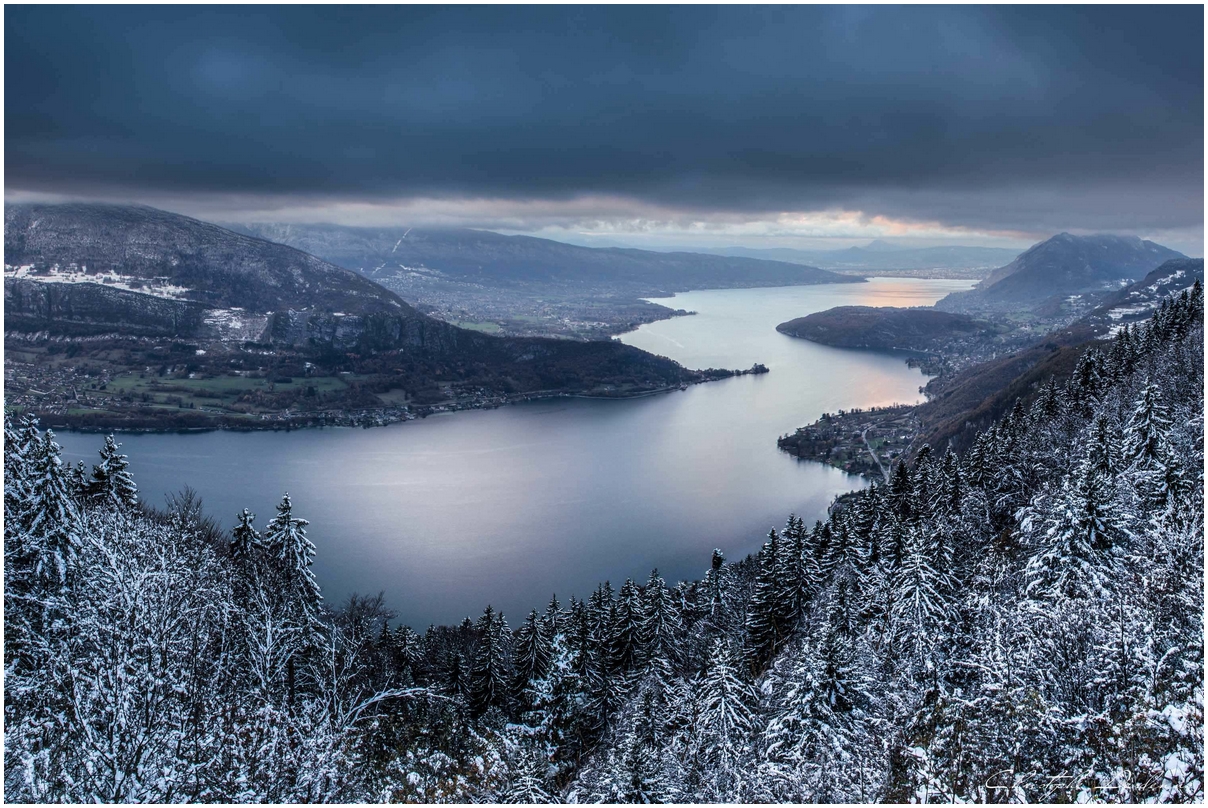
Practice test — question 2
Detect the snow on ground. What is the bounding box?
[201,307,270,342]
[1107,304,1151,320]
[5,263,192,300]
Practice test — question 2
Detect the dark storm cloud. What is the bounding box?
[5,5,1203,232]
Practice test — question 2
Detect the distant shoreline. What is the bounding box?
[32,364,771,436]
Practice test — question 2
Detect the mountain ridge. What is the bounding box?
[227,222,860,291]
[3,203,747,430]
[936,232,1184,311]
[696,243,1023,272]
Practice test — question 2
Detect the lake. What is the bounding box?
[55,277,972,628]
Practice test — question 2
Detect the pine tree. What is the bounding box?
[86,434,138,509]
[3,411,19,458]
[70,461,88,500]
[1086,413,1119,478]
[566,597,595,679]
[782,513,818,617]
[761,633,871,802]
[1023,462,1122,600]
[888,461,914,522]
[3,412,29,525]
[1029,380,1063,427]
[392,624,423,682]
[771,520,801,633]
[878,512,909,571]
[512,608,552,701]
[745,529,782,672]
[588,581,615,652]
[891,525,951,664]
[702,549,730,623]
[693,638,755,798]
[21,430,81,588]
[963,426,994,490]
[544,593,562,637]
[936,449,963,517]
[849,489,881,560]
[263,493,322,628]
[445,650,471,702]
[230,508,261,563]
[618,692,670,803]
[1070,348,1106,414]
[826,513,862,573]
[639,569,680,671]
[502,749,555,803]
[3,414,36,679]
[809,520,836,577]
[610,578,645,676]
[1124,381,1171,470]
[469,605,511,718]
[1107,323,1137,380]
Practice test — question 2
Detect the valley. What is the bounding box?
[7,6,1202,803]
[51,276,962,629]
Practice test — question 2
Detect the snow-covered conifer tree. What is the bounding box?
[86,434,138,509]
[512,608,552,702]
[639,569,680,673]
[891,525,951,664]
[263,493,322,628]
[469,605,512,718]
[744,529,782,671]
[692,638,755,798]
[1125,381,1172,469]
[1023,461,1122,600]
[21,429,81,588]
[230,507,261,563]
[610,578,646,676]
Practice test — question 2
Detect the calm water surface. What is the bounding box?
[56,278,972,628]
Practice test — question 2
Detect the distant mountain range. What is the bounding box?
[4,204,752,429]
[226,223,859,292]
[936,233,1185,311]
[680,242,1023,273]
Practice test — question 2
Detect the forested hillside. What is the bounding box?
[4,284,1202,802]
[4,204,739,430]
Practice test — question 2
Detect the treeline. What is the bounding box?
[4,284,1203,802]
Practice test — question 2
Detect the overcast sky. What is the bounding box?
[6,6,1204,254]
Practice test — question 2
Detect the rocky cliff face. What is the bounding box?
[263,308,472,353]
[4,277,209,338]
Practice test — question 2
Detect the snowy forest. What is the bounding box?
[4,283,1203,803]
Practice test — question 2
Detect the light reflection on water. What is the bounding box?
[56,277,972,628]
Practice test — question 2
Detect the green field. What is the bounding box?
[95,372,368,412]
